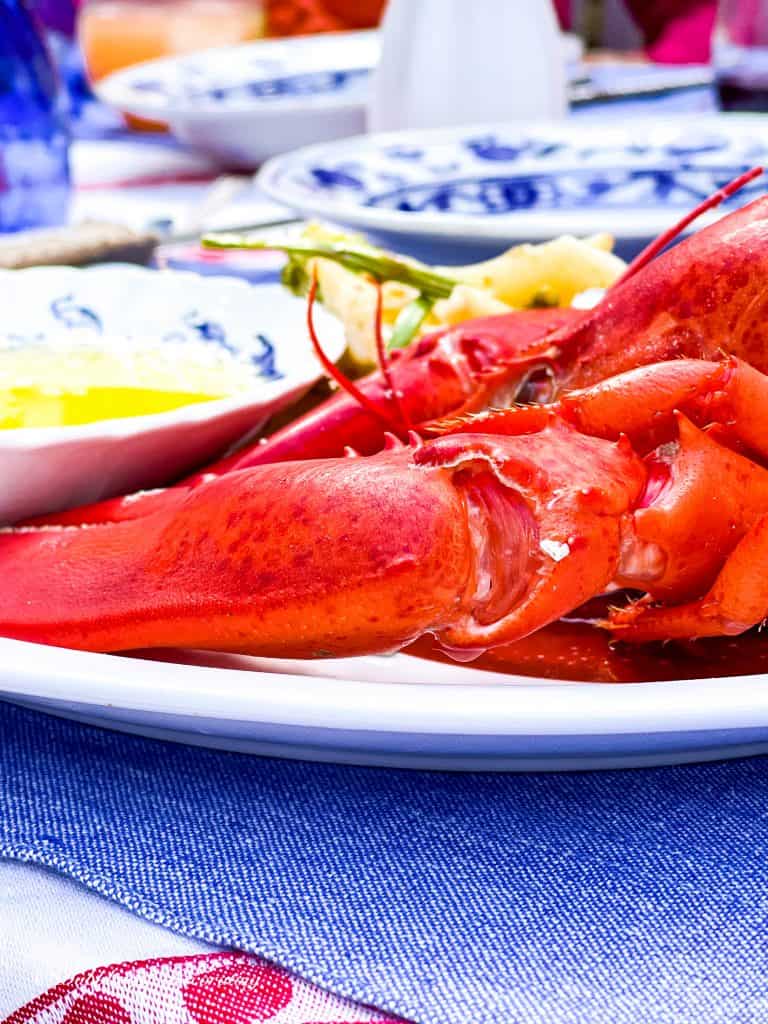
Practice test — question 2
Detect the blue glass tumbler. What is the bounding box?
[0,0,70,232]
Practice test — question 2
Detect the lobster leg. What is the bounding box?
[440,356,768,459]
[608,514,768,641]
[561,356,768,460]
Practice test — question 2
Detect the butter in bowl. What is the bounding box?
[0,265,344,524]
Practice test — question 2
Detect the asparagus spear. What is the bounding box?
[389,295,434,349]
[202,233,456,301]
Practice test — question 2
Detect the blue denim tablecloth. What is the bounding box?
[2,701,767,1024]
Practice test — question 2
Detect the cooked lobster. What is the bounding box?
[4,173,768,659]
[3,351,768,655]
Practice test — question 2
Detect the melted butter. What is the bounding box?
[0,336,251,429]
[0,385,227,428]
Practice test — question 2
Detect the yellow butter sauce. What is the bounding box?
[0,385,227,429]
[0,338,251,429]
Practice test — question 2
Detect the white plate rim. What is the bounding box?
[3,637,768,739]
[257,113,768,242]
[95,30,379,121]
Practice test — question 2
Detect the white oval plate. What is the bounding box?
[96,31,582,169]
[258,114,768,261]
[0,266,344,523]
[2,638,768,771]
[96,31,378,169]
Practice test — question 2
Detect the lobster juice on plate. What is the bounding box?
[0,335,250,429]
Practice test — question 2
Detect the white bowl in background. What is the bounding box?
[96,31,378,169]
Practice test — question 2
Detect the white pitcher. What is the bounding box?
[367,0,568,133]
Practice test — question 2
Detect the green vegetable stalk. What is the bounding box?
[201,231,457,349]
[202,234,456,300]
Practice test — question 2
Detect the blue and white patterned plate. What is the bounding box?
[0,266,344,523]
[96,32,379,168]
[96,32,582,169]
[258,115,768,262]
[98,31,377,116]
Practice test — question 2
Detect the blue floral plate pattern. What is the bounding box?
[258,116,768,261]
[98,33,377,116]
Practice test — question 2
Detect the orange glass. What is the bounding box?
[79,0,265,83]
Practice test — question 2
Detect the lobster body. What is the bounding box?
[0,353,758,655]
[550,195,768,390]
[6,192,768,660]
[4,354,768,656]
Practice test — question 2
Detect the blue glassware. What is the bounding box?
[0,0,70,232]
[32,0,76,36]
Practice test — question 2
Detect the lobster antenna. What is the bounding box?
[611,165,764,289]
[372,280,414,435]
[306,269,404,435]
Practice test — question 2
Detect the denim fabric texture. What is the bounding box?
[2,700,768,1024]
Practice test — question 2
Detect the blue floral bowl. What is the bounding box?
[0,265,343,523]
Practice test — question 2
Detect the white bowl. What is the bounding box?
[0,266,344,524]
[96,31,378,169]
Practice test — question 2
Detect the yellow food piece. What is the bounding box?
[431,285,512,327]
[0,338,248,429]
[306,229,626,371]
[434,234,625,308]
[312,257,395,369]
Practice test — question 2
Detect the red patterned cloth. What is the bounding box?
[4,953,404,1024]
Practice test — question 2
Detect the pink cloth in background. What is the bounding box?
[553,0,571,30]
[553,0,716,63]
[626,0,716,63]
[3,952,402,1024]
[725,0,767,46]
